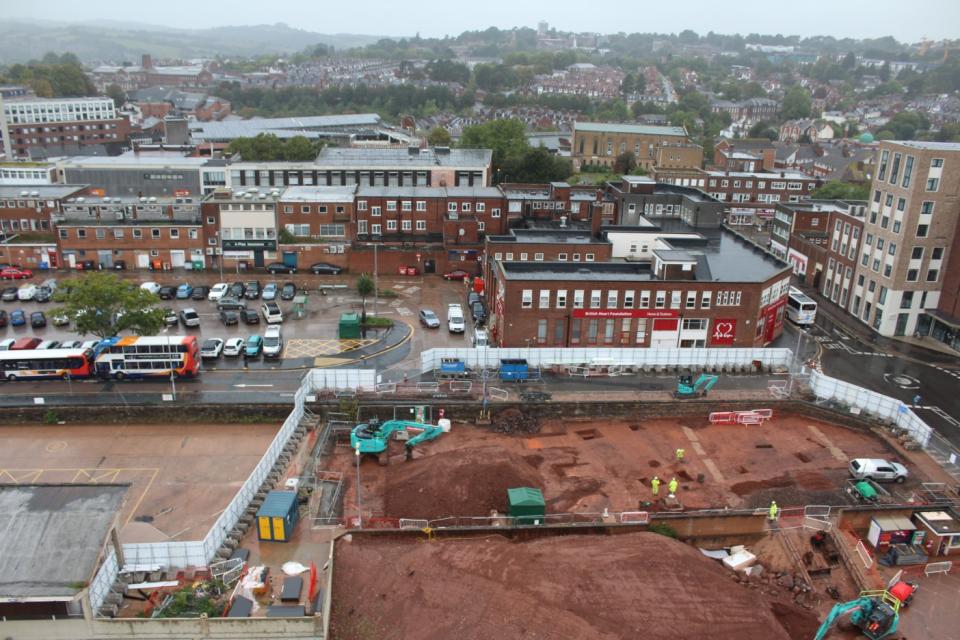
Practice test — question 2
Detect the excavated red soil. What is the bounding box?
[383,446,543,519]
[330,532,821,640]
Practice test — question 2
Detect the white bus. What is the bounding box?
[786,287,817,325]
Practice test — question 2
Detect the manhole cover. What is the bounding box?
[883,373,920,389]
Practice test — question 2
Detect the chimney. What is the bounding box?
[142,54,153,70]
[590,203,603,237]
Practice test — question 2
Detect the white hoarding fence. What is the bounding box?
[89,546,118,615]
[309,368,377,392]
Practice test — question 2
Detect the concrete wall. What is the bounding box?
[0,615,323,639]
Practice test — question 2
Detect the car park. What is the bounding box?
[309,262,343,275]
[176,283,194,299]
[17,283,37,301]
[200,338,224,359]
[848,458,909,483]
[244,335,263,358]
[10,309,26,326]
[244,281,261,300]
[219,310,239,326]
[216,297,246,311]
[267,262,297,274]
[140,282,161,295]
[241,308,260,325]
[228,282,246,298]
[2,287,18,301]
[280,282,296,300]
[0,267,32,279]
[443,269,471,281]
[262,282,278,301]
[180,308,201,327]
[419,309,440,328]
[223,337,245,356]
[30,311,47,328]
[262,302,283,324]
[208,283,229,301]
[263,325,283,358]
[158,286,176,300]
[191,285,210,301]
[162,308,179,326]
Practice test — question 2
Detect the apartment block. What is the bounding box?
[1,96,130,159]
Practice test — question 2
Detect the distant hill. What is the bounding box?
[0,20,386,63]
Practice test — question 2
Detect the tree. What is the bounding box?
[460,119,528,170]
[282,136,317,161]
[812,181,870,201]
[782,86,812,120]
[427,126,452,146]
[613,151,637,174]
[356,274,375,322]
[748,121,778,140]
[52,273,164,339]
[105,83,126,106]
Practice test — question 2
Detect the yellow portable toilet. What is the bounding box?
[256,490,299,542]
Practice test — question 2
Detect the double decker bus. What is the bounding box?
[0,347,95,382]
[786,287,818,325]
[94,335,201,380]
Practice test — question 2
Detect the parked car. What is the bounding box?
[30,311,47,328]
[419,308,440,328]
[848,458,909,484]
[60,340,82,349]
[113,259,126,270]
[34,279,57,303]
[228,282,246,298]
[219,310,240,326]
[52,313,70,327]
[0,267,32,280]
[158,286,176,300]
[243,280,262,300]
[0,338,15,350]
[472,329,489,348]
[162,308,179,326]
[216,297,246,311]
[280,282,296,301]
[0,309,6,328]
[222,337,245,357]
[467,292,482,307]
[262,302,283,324]
[17,283,37,301]
[443,269,471,281]
[263,325,283,358]
[176,283,194,299]
[191,285,210,301]
[244,335,263,358]
[11,337,41,350]
[37,340,60,350]
[140,281,161,295]
[241,308,260,325]
[262,282,278,301]
[267,262,297,274]
[471,301,487,324]
[1,286,18,301]
[10,309,26,326]
[179,308,201,328]
[208,283,229,301]
[447,304,465,333]
[200,338,224,359]
[309,262,343,275]
[80,340,100,352]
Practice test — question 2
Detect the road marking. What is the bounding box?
[233,384,274,388]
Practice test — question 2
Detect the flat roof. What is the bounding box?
[489,229,605,245]
[190,114,383,141]
[280,186,357,202]
[499,261,655,282]
[0,185,88,199]
[0,484,126,600]
[706,170,812,180]
[574,122,688,137]
[59,153,210,169]
[317,147,491,168]
[356,185,501,198]
[889,140,960,151]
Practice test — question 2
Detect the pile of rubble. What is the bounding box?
[730,569,817,610]
[491,408,541,435]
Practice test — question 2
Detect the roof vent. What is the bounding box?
[30,190,39,197]
[560,216,567,228]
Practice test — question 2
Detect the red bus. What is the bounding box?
[94,335,201,380]
[10,337,42,350]
[0,347,95,381]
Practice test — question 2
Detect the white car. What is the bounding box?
[17,283,37,300]
[848,458,909,483]
[180,307,201,327]
[200,338,224,359]
[208,282,230,301]
[263,325,283,358]
[447,304,465,333]
[222,337,245,357]
[140,281,161,295]
[261,302,283,324]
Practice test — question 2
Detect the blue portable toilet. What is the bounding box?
[257,490,299,542]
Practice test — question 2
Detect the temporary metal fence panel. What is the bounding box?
[121,541,208,570]
[420,347,794,374]
[89,546,118,615]
[855,540,874,570]
[399,518,430,530]
[309,368,377,392]
[924,560,953,576]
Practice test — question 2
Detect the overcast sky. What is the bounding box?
[6,0,959,42]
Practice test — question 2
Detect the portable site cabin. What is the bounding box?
[508,487,546,525]
[257,490,299,542]
[339,312,361,339]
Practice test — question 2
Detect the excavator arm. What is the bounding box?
[405,425,444,449]
[814,599,869,640]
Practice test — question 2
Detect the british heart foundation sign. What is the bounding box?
[710,318,737,345]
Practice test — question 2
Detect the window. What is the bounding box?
[371,206,381,217]
[571,318,581,344]
[371,223,381,235]
[521,289,533,308]
[95,228,105,240]
[590,290,602,309]
[888,243,896,256]
[386,201,397,212]
[907,268,918,282]
[911,247,923,260]
[207,217,216,225]
[357,200,367,211]
[478,221,485,232]
[151,229,160,239]
[537,319,548,344]
[604,318,616,344]
[926,178,940,192]
[585,253,595,262]
[686,291,697,309]
[539,290,550,309]
[931,158,944,168]
[927,269,939,282]
[701,291,711,309]
[387,220,397,231]
[889,152,902,184]
[932,247,944,260]
[556,290,567,309]
[283,206,293,214]
[558,253,567,261]
[188,229,198,239]
[879,286,887,305]
[416,201,426,212]
[682,318,707,331]
[624,291,635,308]
[461,202,471,212]
[636,319,647,344]
[655,291,666,309]
[169,228,179,239]
[58,228,68,239]
[301,205,310,214]
[416,220,426,231]
[476,203,485,212]
[492,208,501,218]
[901,291,914,309]
[921,201,934,216]
[587,319,599,342]
[877,238,884,251]
[917,224,929,238]
[885,194,894,207]
[534,252,544,261]
[897,198,906,212]
[447,202,457,212]
[401,220,411,231]
[877,149,889,181]
[520,253,528,261]
[606,290,618,309]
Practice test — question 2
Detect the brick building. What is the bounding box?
[89,55,213,91]
[487,229,792,348]
[275,186,356,270]
[713,139,777,172]
[571,122,700,171]
[0,185,86,269]
[1,97,130,159]
[603,176,724,228]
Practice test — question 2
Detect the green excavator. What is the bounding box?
[350,419,445,464]
[813,589,905,640]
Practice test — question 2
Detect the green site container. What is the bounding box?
[339,312,361,339]
[508,487,546,525]
[855,481,877,500]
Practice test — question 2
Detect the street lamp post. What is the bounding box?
[354,443,363,529]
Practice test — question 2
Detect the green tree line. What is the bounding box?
[0,52,95,97]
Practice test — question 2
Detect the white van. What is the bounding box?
[447,304,465,333]
[263,325,283,358]
[17,283,37,301]
[472,329,489,348]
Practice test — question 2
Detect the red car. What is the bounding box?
[443,269,471,280]
[0,267,32,280]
